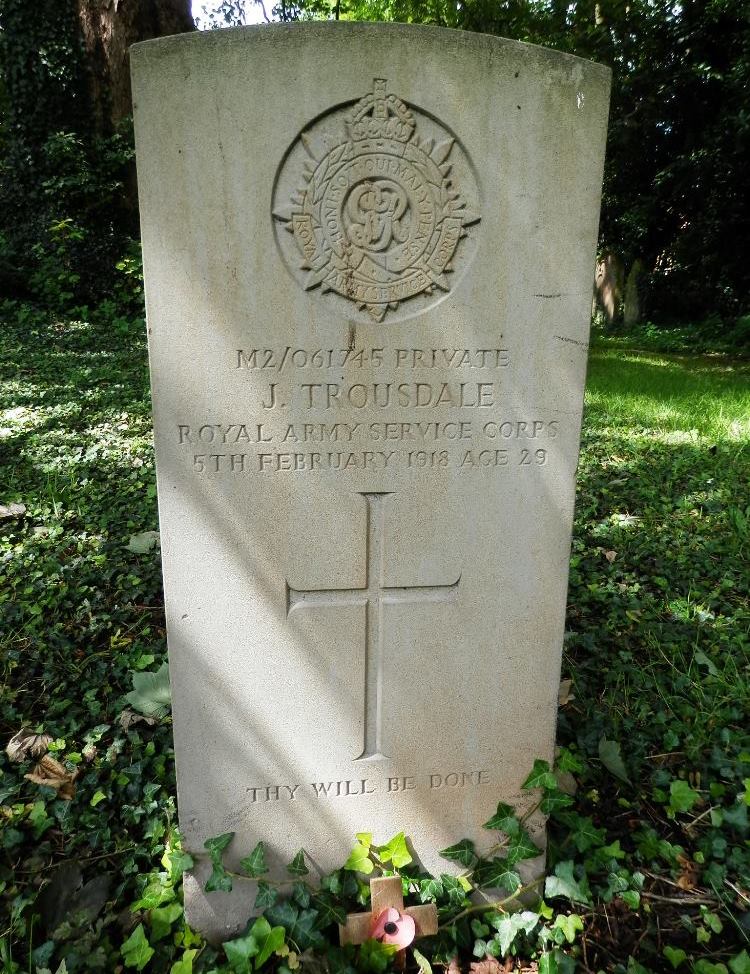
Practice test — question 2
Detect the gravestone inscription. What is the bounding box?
[132,23,610,941]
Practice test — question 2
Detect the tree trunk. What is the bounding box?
[594,252,625,326]
[623,258,645,327]
[77,0,194,136]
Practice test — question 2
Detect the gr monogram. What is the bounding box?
[274,79,480,322]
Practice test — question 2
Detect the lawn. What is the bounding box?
[0,305,748,973]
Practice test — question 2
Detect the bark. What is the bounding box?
[77,0,194,135]
[594,251,625,326]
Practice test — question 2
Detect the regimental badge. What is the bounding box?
[273,79,480,322]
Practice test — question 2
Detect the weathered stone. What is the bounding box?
[132,23,610,942]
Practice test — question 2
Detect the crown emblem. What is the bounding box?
[273,79,480,322]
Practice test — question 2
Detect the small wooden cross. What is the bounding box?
[339,876,438,947]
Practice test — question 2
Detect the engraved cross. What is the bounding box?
[285,492,460,761]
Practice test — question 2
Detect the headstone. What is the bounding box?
[132,23,610,942]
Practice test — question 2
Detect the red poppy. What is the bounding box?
[370,907,416,949]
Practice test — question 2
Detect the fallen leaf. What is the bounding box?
[447,959,462,974]
[6,728,53,762]
[25,755,78,800]
[675,853,699,890]
[604,549,617,563]
[470,960,503,974]
[558,679,574,706]
[118,708,158,731]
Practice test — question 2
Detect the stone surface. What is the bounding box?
[132,22,610,942]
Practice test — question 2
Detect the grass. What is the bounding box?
[0,304,748,973]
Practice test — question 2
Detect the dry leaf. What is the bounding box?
[604,550,617,563]
[470,960,503,974]
[558,678,574,706]
[6,728,53,762]
[118,708,157,731]
[675,853,699,890]
[25,755,78,800]
[447,959,463,974]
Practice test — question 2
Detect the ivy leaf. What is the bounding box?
[358,940,398,973]
[551,913,583,944]
[540,790,574,814]
[127,530,160,553]
[544,861,592,905]
[121,923,155,971]
[292,881,311,908]
[440,874,470,906]
[482,802,521,836]
[729,951,750,974]
[286,849,309,877]
[313,892,347,926]
[344,842,374,874]
[505,830,541,865]
[473,858,521,893]
[251,917,286,968]
[240,840,268,878]
[165,849,194,885]
[223,927,259,974]
[376,832,412,869]
[664,947,688,969]
[669,779,700,814]
[492,911,539,955]
[125,662,171,719]
[255,881,278,910]
[266,901,323,951]
[150,902,183,941]
[598,738,631,783]
[439,838,477,868]
[204,832,234,893]
[522,759,557,791]
[419,877,444,902]
[171,949,198,974]
[356,832,373,849]
[413,948,433,974]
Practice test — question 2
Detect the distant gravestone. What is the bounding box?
[132,24,610,942]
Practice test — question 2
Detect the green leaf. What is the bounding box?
[620,889,641,910]
[358,940,398,974]
[356,832,373,849]
[251,916,286,968]
[344,841,374,874]
[522,759,557,791]
[669,779,700,814]
[482,802,521,835]
[286,849,309,877]
[551,913,583,944]
[167,849,194,885]
[473,858,521,893]
[266,901,323,951]
[540,790,574,814]
[125,662,171,719]
[419,877,444,902]
[255,881,278,910]
[598,738,631,783]
[240,841,268,878]
[150,902,183,941]
[413,948,432,974]
[128,530,160,553]
[171,950,198,974]
[376,832,412,869]
[439,838,478,867]
[492,911,539,955]
[313,892,347,926]
[204,831,234,893]
[505,830,541,865]
[223,929,259,974]
[544,861,592,905]
[693,962,728,974]
[664,947,688,969]
[729,951,750,974]
[121,923,155,971]
[90,790,106,807]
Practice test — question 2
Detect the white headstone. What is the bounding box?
[132,23,610,942]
